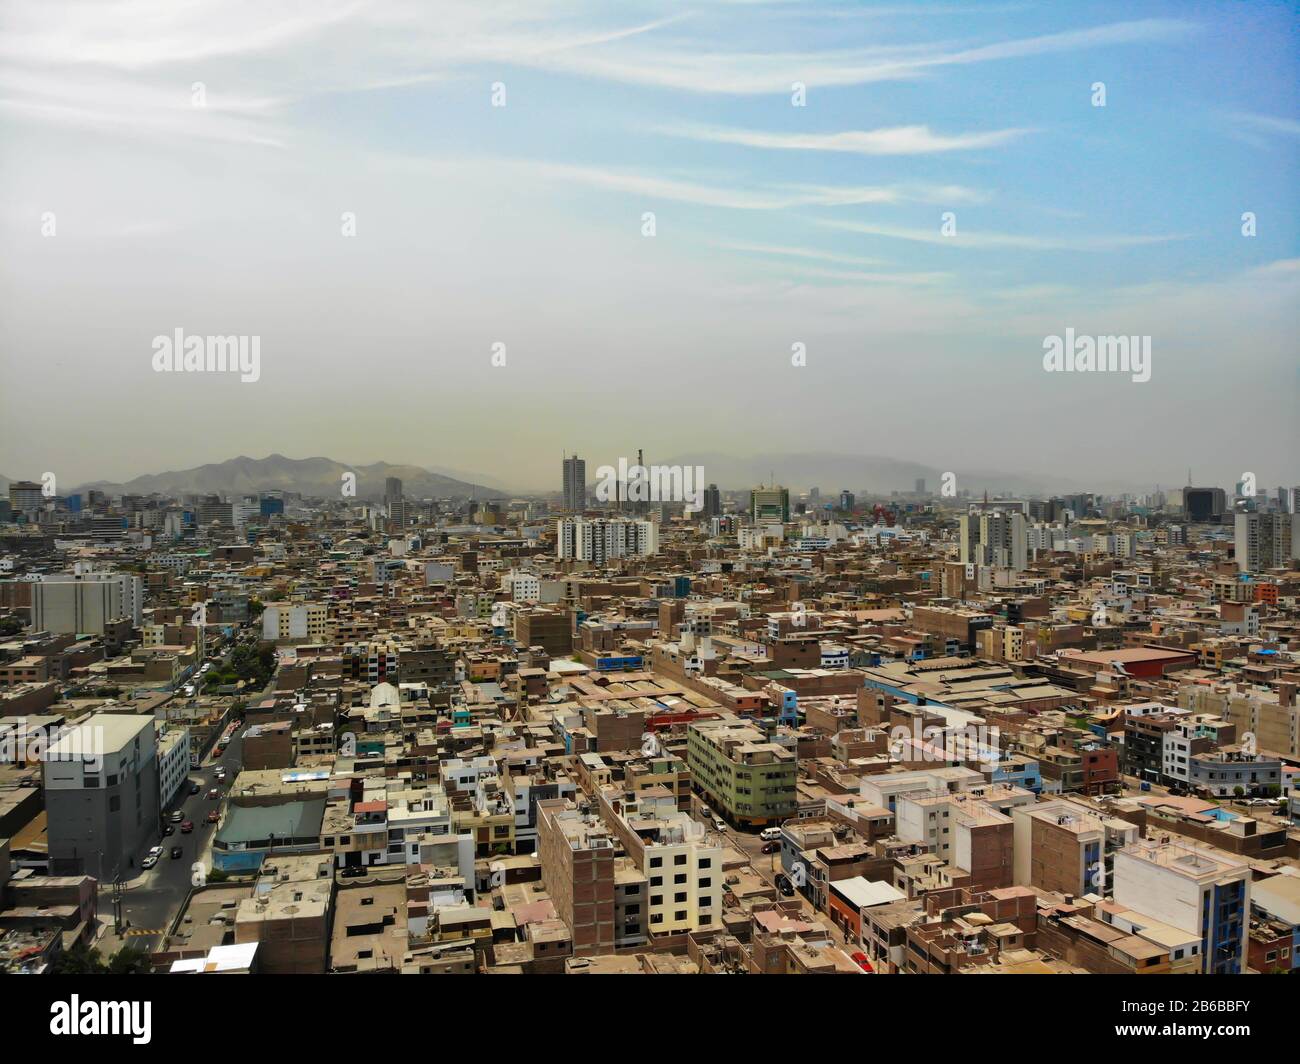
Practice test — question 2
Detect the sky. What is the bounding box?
[0,0,1296,494]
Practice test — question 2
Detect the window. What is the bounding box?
[674,873,686,885]
[649,856,663,868]
[699,877,712,888]
[674,910,687,921]
[674,891,687,903]
[674,854,686,865]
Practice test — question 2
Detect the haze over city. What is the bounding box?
[1,0,1296,491]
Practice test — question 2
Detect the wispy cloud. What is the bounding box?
[660,122,1030,155]
[816,219,1187,251]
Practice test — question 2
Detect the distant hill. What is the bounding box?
[72,454,507,501]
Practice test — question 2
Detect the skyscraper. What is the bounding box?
[960,510,1028,571]
[1184,487,1226,523]
[385,477,406,529]
[1234,512,1298,572]
[751,485,790,523]
[562,454,586,512]
[702,483,722,519]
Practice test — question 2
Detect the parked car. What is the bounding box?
[141,852,159,870]
[761,841,779,854]
[163,823,176,836]
[180,820,194,833]
[207,788,221,800]
[340,866,367,879]
[169,846,184,859]
[850,951,874,973]
[759,826,782,842]
[713,818,727,832]
[206,810,220,824]
[189,781,201,795]
[775,874,795,897]
[169,810,185,823]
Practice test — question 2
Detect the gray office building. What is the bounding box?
[43,713,160,881]
[562,454,586,512]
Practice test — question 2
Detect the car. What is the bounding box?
[761,841,779,854]
[340,867,367,879]
[141,853,159,870]
[206,810,220,823]
[759,826,782,842]
[699,805,712,818]
[775,874,795,897]
[207,788,222,800]
[170,846,184,859]
[147,845,164,859]
[850,951,874,973]
[163,823,176,836]
[713,818,726,832]
[168,810,185,823]
[180,820,194,833]
[189,781,201,795]
[181,685,194,697]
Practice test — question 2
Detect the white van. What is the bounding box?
[759,826,782,842]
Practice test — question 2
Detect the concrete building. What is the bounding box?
[960,510,1028,572]
[1235,512,1298,572]
[686,717,797,828]
[1112,839,1249,974]
[597,787,723,937]
[262,602,328,644]
[31,572,143,635]
[562,454,586,512]
[555,517,658,562]
[536,798,616,956]
[43,712,160,880]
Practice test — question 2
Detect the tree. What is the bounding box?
[51,941,106,974]
[106,945,153,974]
[1233,785,1245,798]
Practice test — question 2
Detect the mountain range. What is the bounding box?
[69,455,507,501]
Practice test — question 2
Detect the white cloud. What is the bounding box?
[661,123,1030,155]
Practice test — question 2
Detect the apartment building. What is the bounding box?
[555,517,658,562]
[1112,839,1249,974]
[687,717,797,828]
[536,798,616,956]
[262,602,329,644]
[597,787,723,937]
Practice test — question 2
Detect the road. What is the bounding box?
[686,794,854,952]
[97,711,248,954]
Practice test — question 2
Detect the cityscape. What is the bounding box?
[1,463,1298,984]
[0,0,1295,1035]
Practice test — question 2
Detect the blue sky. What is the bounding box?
[0,0,1296,491]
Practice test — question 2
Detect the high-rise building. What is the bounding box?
[1234,512,1298,572]
[915,478,927,495]
[839,490,855,511]
[702,483,721,519]
[8,480,43,517]
[960,510,1028,571]
[384,477,406,529]
[555,517,657,563]
[750,485,789,523]
[561,454,586,511]
[1184,486,1226,522]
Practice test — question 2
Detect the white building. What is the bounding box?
[262,602,328,643]
[31,571,143,634]
[555,518,658,563]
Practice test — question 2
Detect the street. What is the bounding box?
[96,712,248,954]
